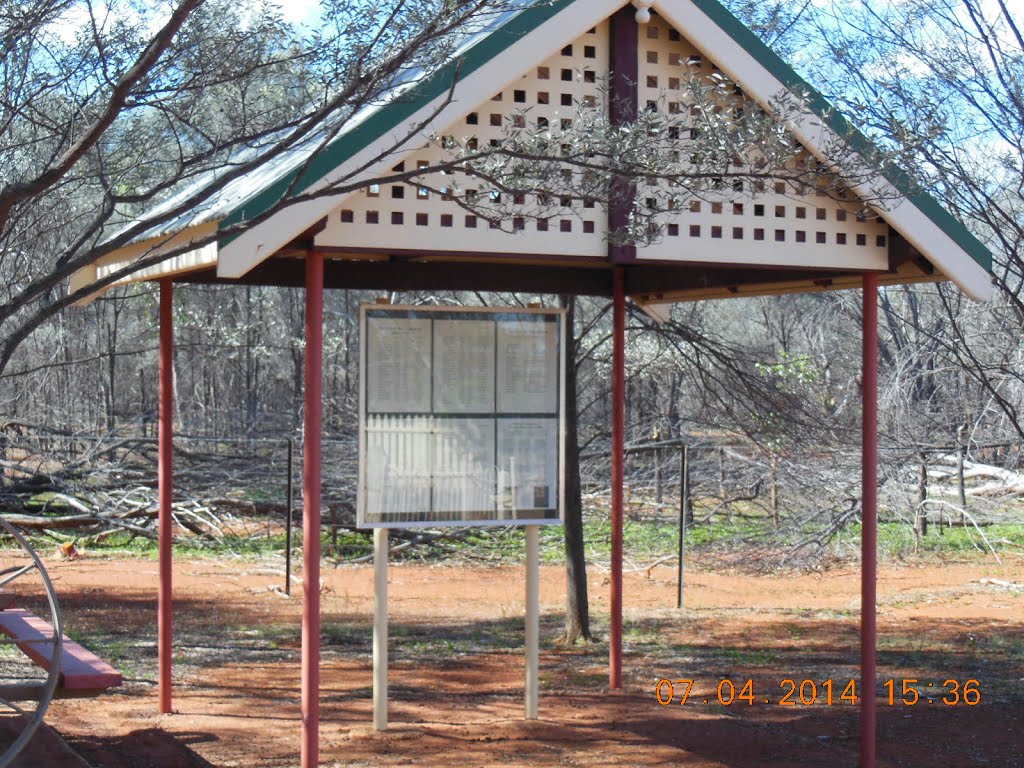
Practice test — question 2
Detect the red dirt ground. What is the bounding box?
[5,552,1024,767]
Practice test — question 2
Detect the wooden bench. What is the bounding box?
[0,609,122,695]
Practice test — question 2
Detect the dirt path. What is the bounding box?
[5,552,1023,767]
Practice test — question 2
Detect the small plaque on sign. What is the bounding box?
[533,485,549,508]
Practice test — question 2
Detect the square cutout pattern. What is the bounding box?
[322,15,888,267]
[636,15,888,267]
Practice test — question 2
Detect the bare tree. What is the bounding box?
[0,0,545,372]
[559,294,592,643]
[802,0,1024,442]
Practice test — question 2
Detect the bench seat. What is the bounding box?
[0,609,122,691]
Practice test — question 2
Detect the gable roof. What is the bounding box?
[73,0,994,302]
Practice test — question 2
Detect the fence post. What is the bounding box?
[717,446,725,500]
[285,439,294,596]
[677,444,689,609]
[330,504,339,557]
[916,452,928,538]
[956,434,967,526]
[654,447,663,506]
[770,454,779,529]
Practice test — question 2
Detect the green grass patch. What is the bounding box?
[80,530,296,559]
[23,502,1024,566]
[623,620,664,647]
[721,647,780,667]
[853,522,1024,558]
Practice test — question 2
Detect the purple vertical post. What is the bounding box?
[609,5,639,263]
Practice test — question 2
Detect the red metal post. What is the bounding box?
[610,268,625,689]
[302,251,324,768]
[607,6,636,688]
[158,279,174,714]
[861,272,879,767]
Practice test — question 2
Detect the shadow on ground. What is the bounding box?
[65,728,219,768]
[25,564,1024,768]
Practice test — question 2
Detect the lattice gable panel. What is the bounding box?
[315,22,611,258]
[635,13,888,270]
[316,13,889,271]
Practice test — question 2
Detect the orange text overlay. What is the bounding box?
[654,678,982,707]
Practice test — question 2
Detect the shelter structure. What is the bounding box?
[72,1,994,767]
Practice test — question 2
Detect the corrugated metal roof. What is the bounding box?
[113,4,531,245]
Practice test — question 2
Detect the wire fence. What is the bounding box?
[580,438,1024,566]
[2,423,1022,568]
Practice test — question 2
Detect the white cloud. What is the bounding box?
[276,0,322,26]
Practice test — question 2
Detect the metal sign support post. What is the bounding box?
[525,525,540,719]
[373,528,389,731]
[677,445,688,610]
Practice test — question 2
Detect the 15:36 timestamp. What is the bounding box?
[654,677,982,707]
[882,678,981,706]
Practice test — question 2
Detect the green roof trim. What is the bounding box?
[688,0,992,274]
[217,0,575,241]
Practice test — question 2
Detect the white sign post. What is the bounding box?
[359,305,565,730]
[525,524,540,720]
[372,527,388,731]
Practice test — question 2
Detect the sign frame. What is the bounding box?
[357,304,566,529]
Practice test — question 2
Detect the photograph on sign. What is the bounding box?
[358,305,564,528]
[364,414,433,521]
[432,418,496,515]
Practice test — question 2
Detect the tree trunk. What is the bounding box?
[560,295,592,644]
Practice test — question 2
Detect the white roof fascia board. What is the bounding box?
[637,302,672,323]
[69,221,220,303]
[655,0,994,301]
[217,0,624,279]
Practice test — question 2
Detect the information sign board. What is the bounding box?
[358,305,565,528]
